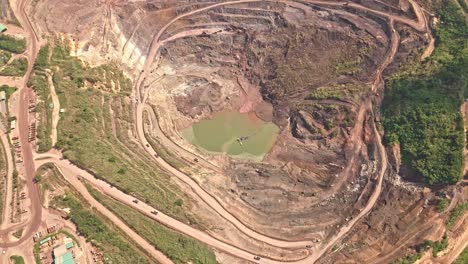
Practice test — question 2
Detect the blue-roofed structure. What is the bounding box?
[54,252,74,264]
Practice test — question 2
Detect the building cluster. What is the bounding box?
[52,238,75,264]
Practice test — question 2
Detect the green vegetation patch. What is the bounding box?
[447,202,468,230]
[334,55,363,75]
[12,228,23,239]
[0,57,27,77]
[0,34,26,54]
[382,0,467,185]
[88,186,217,264]
[392,231,451,263]
[10,255,25,264]
[454,246,468,264]
[308,83,367,100]
[0,84,17,99]
[28,44,52,152]
[34,44,50,70]
[392,252,423,264]
[424,232,449,257]
[85,64,132,94]
[0,137,7,221]
[437,198,450,212]
[0,50,11,67]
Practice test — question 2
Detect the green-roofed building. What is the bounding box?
[39,237,51,245]
[65,242,74,249]
[0,24,6,33]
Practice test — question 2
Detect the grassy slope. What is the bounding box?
[0,35,27,77]
[0,134,7,221]
[382,0,468,184]
[88,185,218,264]
[454,246,468,264]
[28,44,52,152]
[35,39,198,225]
[447,203,468,230]
[10,255,25,264]
[46,40,215,263]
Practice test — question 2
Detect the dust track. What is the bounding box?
[0,0,42,248]
[0,127,14,228]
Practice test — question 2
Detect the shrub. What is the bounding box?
[0,35,26,53]
[0,58,28,77]
[437,198,450,212]
[447,203,468,229]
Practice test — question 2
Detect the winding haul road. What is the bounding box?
[35,154,282,264]
[0,0,42,247]
[0,0,437,263]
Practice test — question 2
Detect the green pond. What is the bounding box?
[181,111,279,160]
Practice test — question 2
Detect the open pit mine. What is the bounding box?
[0,0,466,264]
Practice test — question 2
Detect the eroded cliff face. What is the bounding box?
[27,1,450,262]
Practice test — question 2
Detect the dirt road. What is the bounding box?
[442,226,468,264]
[0,127,14,227]
[314,18,438,263]
[309,20,399,262]
[0,0,42,247]
[35,155,284,263]
[299,0,426,32]
[371,20,400,93]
